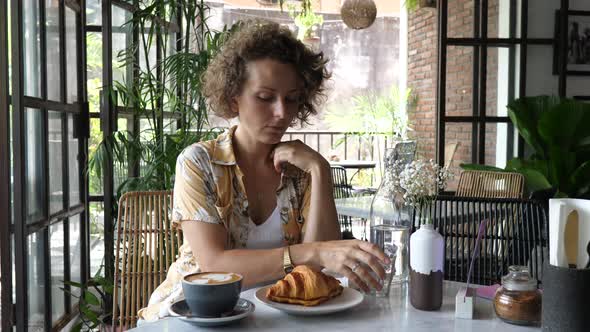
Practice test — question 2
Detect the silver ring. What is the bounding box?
[351,262,360,273]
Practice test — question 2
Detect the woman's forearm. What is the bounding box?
[197,243,318,288]
[302,161,341,242]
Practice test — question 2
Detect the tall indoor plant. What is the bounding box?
[462,96,590,199]
[89,0,238,195]
[82,1,238,330]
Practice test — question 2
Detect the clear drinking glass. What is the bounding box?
[368,148,412,297]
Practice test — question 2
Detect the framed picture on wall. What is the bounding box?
[553,10,590,75]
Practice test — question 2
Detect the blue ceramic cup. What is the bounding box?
[182,272,243,317]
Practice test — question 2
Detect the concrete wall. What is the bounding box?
[207,3,401,133]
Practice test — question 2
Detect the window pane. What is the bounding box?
[448,0,474,38]
[86,0,101,26]
[11,234,15,303]
[113,4,131,27]
[89,118,103,195]
[112,5,132,92]
[49,111,64,214]
[28,231,46,331]
[488,0,518,38]
[90,202,105,277]
[50,222,65,324]
[69,214,82,301]
[485,122,516,168]
[445,46,474,116]
[25,108,45,222]
[445,123,473,192]
[10,106,14,224]
[23,0,41,97]
[68,114,81,205]
[46,0,61,101]
[486,47,515,117]
[87,32,103,113]
[66,7,78,103]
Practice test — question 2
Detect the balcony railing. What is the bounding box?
[283,130,393,163]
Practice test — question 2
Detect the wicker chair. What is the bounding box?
[112,191,182,329]
[456,170,525,199]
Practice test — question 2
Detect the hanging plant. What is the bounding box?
[288,0,324,40]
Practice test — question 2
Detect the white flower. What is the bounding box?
[388,159,452,211]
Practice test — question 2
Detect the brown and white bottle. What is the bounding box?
[409,223,444,311]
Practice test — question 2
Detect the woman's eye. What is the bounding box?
[257,95,273,101]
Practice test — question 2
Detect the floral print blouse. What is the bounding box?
[137,126,311,322]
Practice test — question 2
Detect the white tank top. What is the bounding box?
[246,205,284,249]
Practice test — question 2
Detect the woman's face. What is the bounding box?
[232,58,301,145]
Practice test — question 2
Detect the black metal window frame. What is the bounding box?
[1,0,89,330]
[436,0,558,167]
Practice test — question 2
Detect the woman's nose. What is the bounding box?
[273,100,287,119]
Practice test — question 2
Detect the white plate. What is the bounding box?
[168,298,255,327]
[254,286,364,316]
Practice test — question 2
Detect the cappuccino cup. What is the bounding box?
[182,272,243,317]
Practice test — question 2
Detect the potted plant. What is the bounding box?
[62,265,114,332]
[288,0,323,43]
[462,96,590,200]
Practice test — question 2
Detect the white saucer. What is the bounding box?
[254,286,364,316]
[168,298,255,327]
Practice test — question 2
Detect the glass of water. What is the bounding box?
[368,192,412,297]
[370,225,407,297]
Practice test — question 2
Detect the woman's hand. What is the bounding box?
[271,140,329,174]
[315,240,391,293]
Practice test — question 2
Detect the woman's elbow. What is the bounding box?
[195,252,224,272]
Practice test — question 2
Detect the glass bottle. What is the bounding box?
[369,147,412,296]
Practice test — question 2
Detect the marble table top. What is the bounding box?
[130,281,539,332]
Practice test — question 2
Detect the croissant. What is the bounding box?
[266,265,343,306]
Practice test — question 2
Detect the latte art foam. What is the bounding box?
[187,272,242,285]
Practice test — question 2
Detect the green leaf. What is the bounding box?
[63,280,84,288]
[71,322,83,332]
[83,290,100,306]
[80,305,100,324]
[507,96,558,158]
[571,160,590,197]
[538,99,585,149]
[459,163,506,172]
[505,158,552,192]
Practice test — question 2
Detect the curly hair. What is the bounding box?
[202,20,331,126]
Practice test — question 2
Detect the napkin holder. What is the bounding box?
[455,286,475,319]
[455,219,487,320]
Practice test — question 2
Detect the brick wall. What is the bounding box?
[407,0,499,190]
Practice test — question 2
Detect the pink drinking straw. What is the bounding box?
[466,219,488,290]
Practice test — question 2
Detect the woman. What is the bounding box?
[138,21,389,322]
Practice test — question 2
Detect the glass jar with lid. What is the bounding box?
[493,265,542,326]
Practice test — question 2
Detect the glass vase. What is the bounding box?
[368,147,412,296]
